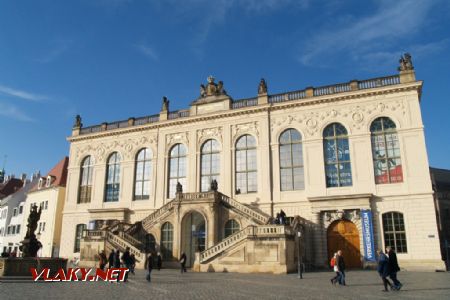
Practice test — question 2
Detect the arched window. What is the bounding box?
[105,152,121,202]
[201,139,220,192]
[235,135,257,194]
[382,212,407,253]
[161,222,173,259]
[224,219,240,238]
[323,123,352,187]
[279,129,304,191]
[134,148,152,200]
[168,144,187,198]
[371,117,403,184]
[74,224,86,253]
[78,156,93,204]
[145,234,156,253]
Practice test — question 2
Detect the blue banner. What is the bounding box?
[361,209,376,262]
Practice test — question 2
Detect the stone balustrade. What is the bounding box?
[219,194,270,225]
[76,74,403,136]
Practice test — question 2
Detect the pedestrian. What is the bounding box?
[113,249,121,268]
[279,210,286,225]
[108,250,115,268]
[336,250,346,286]
[146,253,153,282]
[180,252,187,273]
[121,247,133,282]
[157,252,162,271]
[98,250,107,271]
[130,253,136,275]
[377,249,393,292]
[330,252,340,285]
[386,246,402,290]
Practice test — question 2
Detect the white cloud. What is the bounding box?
[0,102,34,122]
[35,39,73,64]
[134,43,159,61]
[298,0,441,67]
[0,84,48,102]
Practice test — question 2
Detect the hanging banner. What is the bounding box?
[361,209,376,262]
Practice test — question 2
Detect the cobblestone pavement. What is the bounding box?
[1,269,450,300]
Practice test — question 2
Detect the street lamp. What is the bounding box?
[297,230,303,279]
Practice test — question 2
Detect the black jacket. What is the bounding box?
[146,255,153,270]
[387,250,400,273]
[122,250,132,266]
[336,255,346,271]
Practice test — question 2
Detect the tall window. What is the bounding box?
[79,156,94,203]
[371,117,403,184]
[224,219,240,238]
[235,135,257,194]
[323,123,352,187]
[134,148,152,200]
[161,222,173,260]
[279,129,304,191]
[382,212,407,253]
[105,152,121,202]
[201,139,220,192]
[168,144,187,198]
[74,224,86,253]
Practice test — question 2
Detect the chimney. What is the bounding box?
[21,173,27,181]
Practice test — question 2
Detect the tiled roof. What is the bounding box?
[0,178,24,199]
[29,157,69,192]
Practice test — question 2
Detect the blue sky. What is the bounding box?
[0,0,449,176]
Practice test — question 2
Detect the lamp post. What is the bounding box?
[297,230,303,279]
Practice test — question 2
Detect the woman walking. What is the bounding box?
[377,249,393,292]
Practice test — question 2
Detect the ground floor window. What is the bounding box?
[161,222,173,259]
[382,211,407,253]
[74,224,86,253]
[224,219,240,238]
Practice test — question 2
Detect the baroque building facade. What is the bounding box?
[60,54,445,272]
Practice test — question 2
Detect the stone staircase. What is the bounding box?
[217,193,270,225]
[200,225,294,263]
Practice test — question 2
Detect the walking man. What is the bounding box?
[108,250,115,269]
[336,250,346,286]
[157,252,162,271]
[145,253,153,282]
[98,250,107,271]
[121,247,133,282]
[377,249,393,291]
[386,246,402,290]
[180,252,187,273]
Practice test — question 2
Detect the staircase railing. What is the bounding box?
[218,194,270,225]
[141,199,176,231]
[106,231,144,261]
[199,225,293,263]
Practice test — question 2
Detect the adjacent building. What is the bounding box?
[22,157,68,257]
[59,54,445,271]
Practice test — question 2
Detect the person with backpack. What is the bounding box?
[98,250,107,271]
[330,252,340,285]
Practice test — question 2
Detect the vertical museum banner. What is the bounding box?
[361,209,376,262]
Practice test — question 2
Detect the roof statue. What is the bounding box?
[73,114,82,129]
[199,75,227,98]
[162,96,170,111]
[398,53,414,71]
[258,78,267,95]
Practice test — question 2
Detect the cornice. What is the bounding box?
[68,81,422,143]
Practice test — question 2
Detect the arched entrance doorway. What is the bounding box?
[181,211,206,267]
[327,219,361,268]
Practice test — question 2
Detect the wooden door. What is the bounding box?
[327,220,361,268]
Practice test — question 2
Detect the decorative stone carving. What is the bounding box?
[161,96,169,111]
[232,121,259,140]
[166,132,189,147]
[323,209,361,228]
[197,127,223,144]
[398,53,414,71]
[73,115,82,129]
[74,134,157,164]
[258,78,267,95]
[199,76,227,98]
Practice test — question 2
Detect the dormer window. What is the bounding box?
[46,176,52,187]
[38,178,44,189]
